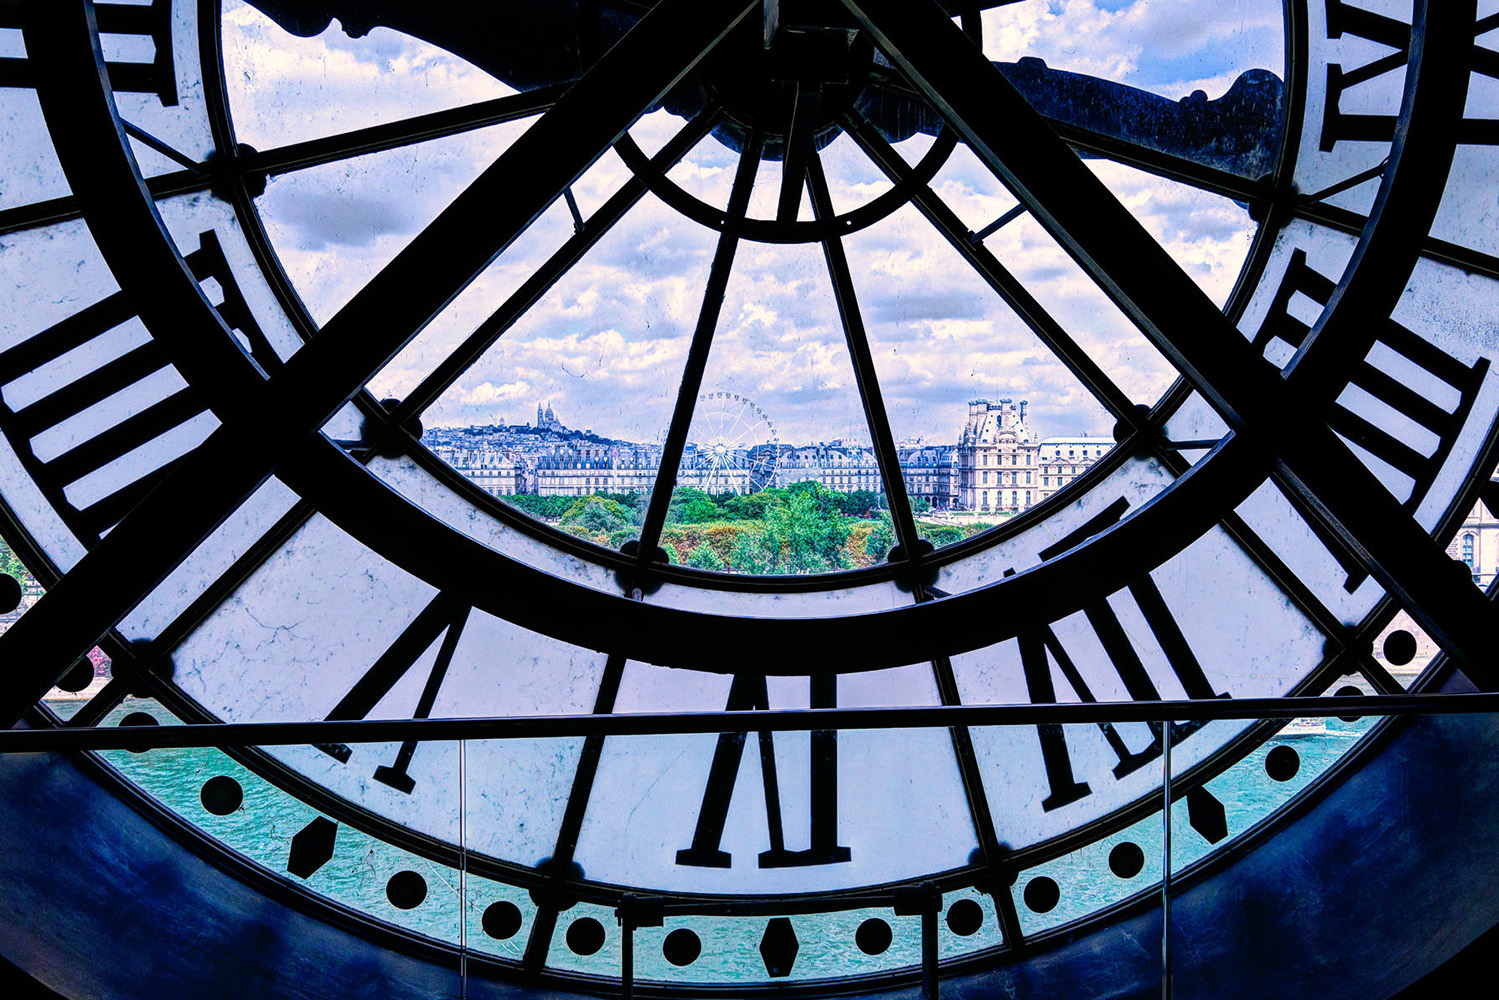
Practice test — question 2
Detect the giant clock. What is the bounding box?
[1,0,1498,997]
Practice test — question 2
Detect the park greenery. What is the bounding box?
[0,538,34,590]
[501,482,995,575]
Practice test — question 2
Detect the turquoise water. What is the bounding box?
[49,697,1373,986]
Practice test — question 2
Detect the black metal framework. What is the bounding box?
[1,0,1497,996]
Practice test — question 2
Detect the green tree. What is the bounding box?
[918,524,963,548]
[561,496,633,533]
[0,539,32,589]
[864,514,895,564]
[763,488,851,574]
[728,527,775,575]
[684,542,727,571]
[501,494,574,520]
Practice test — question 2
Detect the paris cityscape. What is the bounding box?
[426,396,1116,572]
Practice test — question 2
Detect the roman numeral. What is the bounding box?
[1250,249,1334,359]
[319,593,470,794]
[1253,250,1489,513]
[676,673,850,869]
[0,231,271,542]
[0,0,178,106]
[1320,1,1498,150]
[1026,499,1225,811]
[1250,249,1489,590]
[1328,316,1488,506]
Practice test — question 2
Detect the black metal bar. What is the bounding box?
[921,906,939,999]
[242,84,569,178]
[562,187,584,233]
[636,132,762,561]
[0,0,758,726]
[12,691,1499,752]
[971,203,1026,243]
[840,0,1497,684]
[1160,719,1173,1000]
[1295,199,1499,282]
[387,108,719,429]
[843,112,1138,423]
[0,169,208,237]
[521,652,626,972]
[120,118,199,170]
[805,152,919,554]
[1300,157,1389,204]
[778,81,821,222]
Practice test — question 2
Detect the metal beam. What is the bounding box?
[0,0,758,726]
[8,691,1499,752]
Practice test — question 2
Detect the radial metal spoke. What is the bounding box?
[636,133,763,563]
[843,111,1139,423]
[385,107,720,431]
[522,651,627,972]
[841,0,1497,679]
[777,82,822,222]
[805,152,920,556]
[0,0,757,725]
[242,84,569,178]
[0,169,208,236]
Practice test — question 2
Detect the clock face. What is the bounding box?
[1,0,1496,992]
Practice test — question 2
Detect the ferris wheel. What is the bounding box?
[683,392,780,495]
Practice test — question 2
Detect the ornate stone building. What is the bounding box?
[957,399,1038,513]
[956,400,1113,514]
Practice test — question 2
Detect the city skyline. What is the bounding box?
[424,390,1117,451]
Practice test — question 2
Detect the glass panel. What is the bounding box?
[1294,0,1413,217]
[109,0,215,164]
[0,86,70,214]
[1010,802,1165,938]
[150,193,309,368]
[461,867,535,963]
[169,513,604,864]
[932,454,1174,596]
[1231,477,1388,627]
[660,237,884,575]
[1167,707,1379,878]
[1429,45,1499,259]
[843,196,1121,534]
[362,455,626,597]
[255,120,535,323]
[629,909,925,983]
[1385,256,1499,532]
[953,522,1326,849]
[573,663,977,894]
[544,900,621,976]
[222,0,516,149]
[1086,161,1255,309]
[987,212,1179,405]
[1373,610,1444,691]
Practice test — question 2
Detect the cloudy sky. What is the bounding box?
[224,0,1282,447]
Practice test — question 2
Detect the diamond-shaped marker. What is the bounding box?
[1186,788,1228,844]
[287,817,338,878]
[759,917,799,978]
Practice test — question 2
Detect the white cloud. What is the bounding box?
[231,0,1266,444]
